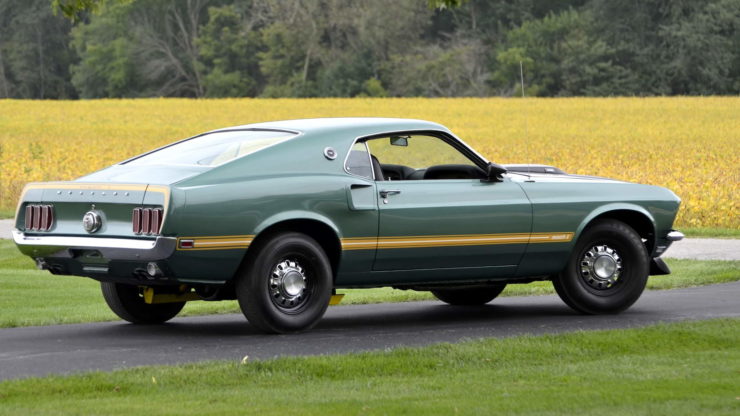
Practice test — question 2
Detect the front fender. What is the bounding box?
[574,203,657,248]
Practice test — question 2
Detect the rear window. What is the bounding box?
[125,130,297,167]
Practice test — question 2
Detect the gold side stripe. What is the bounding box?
[194,241,252,247]
[528,232,574,243]
[183,246,251,251]
[377,233,532,241]
[21,182,149,192]
[341,232,574,250]
[179,235,255,239]
[176,235,254,251]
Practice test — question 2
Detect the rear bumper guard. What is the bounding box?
[12,229,176,261]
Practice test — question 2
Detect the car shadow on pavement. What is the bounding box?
[87,300,581,339]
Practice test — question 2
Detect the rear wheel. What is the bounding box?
[237,232,332,334]
[101,282,185,324]
[432,284,507,305]
[553,219,649,314]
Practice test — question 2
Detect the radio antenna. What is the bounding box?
[519,61,532,179]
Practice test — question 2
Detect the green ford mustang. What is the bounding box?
[13,118,684,333]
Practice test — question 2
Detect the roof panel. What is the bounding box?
[210,117,449,136]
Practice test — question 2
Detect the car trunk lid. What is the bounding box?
[16,182,170,238]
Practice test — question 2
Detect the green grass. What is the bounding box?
[1,239,738,328]
[0,208,14,219]
[0,319,737,415]
[681,227,740,238]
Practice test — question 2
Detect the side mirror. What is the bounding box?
[485,162,507,182]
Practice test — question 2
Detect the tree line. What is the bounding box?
[1,0,738,99]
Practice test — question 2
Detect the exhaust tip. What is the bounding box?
[35,258,48,270]
[146,262,163,277]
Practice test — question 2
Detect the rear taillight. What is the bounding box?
[132,207,163,235]
[24,204,54,231]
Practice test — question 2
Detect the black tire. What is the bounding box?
[101,282,185,324]
[431,284,507,305]
[553,219,649,314]
[237,232,332,334]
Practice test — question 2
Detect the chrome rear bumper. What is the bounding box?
[12,229,176,261]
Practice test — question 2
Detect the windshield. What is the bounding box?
[124,130,297,167]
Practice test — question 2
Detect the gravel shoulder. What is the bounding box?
[662,237,740,261]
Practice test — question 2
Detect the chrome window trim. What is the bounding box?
[364,141,375,180]
[119,128,304,167]
[342,128,490,182]
[342,139,376,180]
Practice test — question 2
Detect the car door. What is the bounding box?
[365,133,532,273]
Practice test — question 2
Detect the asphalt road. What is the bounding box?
[1,282,738,381]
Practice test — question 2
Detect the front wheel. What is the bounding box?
[101,282,185,324]
[432,284,506,305]
[237,232,332,334]
[553,219,649,314]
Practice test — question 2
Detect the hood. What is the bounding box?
[506,171,626,184]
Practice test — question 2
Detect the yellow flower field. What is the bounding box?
[0,97,737,228]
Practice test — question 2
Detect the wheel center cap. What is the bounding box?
[593,255,617,279]
[282,271,306,296]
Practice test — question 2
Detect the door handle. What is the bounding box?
[379,189,401,198]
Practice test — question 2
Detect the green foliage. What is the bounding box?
[52,0,104,21]
[682,227,740,238]
[197,5,261,97]
[361,78,388,97]
[588,0,740,95]
[2,0,738,98]
[70,2,138,98]
[428,0,468,9]
[258,22,314,97]
[385,38,489,97]
[491,9,630,96]
[0,0,76,98]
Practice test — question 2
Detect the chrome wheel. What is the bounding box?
[580,245,623,290]
[238,232,332,333]
[269,259,309,312]
[554,220,649,314]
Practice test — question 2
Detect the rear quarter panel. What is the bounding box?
[163,130,379,284]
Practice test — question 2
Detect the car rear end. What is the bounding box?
[13,182,175,283]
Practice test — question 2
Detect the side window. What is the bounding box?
[345,141,374,179]
[365,134,482,180]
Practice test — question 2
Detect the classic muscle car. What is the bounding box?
[13,118,684,333]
